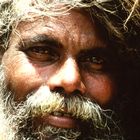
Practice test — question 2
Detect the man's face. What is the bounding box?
[1,9,121,139]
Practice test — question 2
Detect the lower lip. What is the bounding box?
[38,115,78,129]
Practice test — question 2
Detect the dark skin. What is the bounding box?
[2,9,119,129]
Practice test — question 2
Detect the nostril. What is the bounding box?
[51,87,65,96]
[71,89,82,96]
[51,87,83,97]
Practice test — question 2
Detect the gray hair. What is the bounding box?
[0,0,139,50]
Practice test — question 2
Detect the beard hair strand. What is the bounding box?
[0,65,124,140]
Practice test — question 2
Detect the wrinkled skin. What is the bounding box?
[1,9,122,139]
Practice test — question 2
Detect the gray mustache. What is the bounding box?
[25,86,104,127]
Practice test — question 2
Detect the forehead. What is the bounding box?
[10,8,107,52]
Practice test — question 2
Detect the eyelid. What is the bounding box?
[18,41,47,51]
[18,34,63,51]
[78,48,112,62]
[22,44,60,64]
[24,45,59,57]
[18,41,58,54]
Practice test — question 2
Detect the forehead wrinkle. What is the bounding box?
[43,22,103,52]
[11,10,107,54]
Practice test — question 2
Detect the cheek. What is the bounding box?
[84,73,116,106]
[3,53,43,100]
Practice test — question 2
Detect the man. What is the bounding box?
[0,0,139,139]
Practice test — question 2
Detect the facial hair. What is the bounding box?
[0,65,124,140]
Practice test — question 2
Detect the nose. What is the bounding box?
[48,58,86,95]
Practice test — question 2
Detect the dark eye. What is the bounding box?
[24,46,59,64]
[86,56,104,70]
[79,54,105,71]
[86,56,104,64]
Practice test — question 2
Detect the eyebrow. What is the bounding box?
[19,34,62,49]
[79,46,117,60]
[80,47,112,55]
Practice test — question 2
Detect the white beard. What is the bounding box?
[0,65,123,140]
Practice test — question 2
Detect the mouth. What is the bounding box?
[51,111,72,117]
[34,111,79,129]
